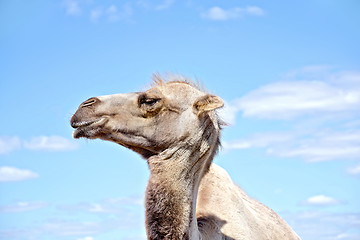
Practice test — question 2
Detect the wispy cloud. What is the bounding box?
[0,166,39,182]
[284,211,360,240]
[224,130,360,162]
[223,132,293,150]
[13,218,144,239]
[236,81,360,119]
[0,136,21,154]
[77,237,95,240]
[270,130,360,162]
[123,235,147,240]
[0,196,145,239]
[201,6,264,21]
[155,0,175,11]
[63,0,82,16]
[218,100,238,125]
[137,0,175,11]
[233,69,360,119]
[106,5,120,22]
[222,67,360,163]
[0,201,48,213]
[42,219,103,236]
[90,4,133,23]
[221,68,360,123]
[23,136,79,151]
[62,1,133,23]
[59,195,143,214]
[0,135,78,153]
[348,164,360,175]
[303,195,340,206]
[90,7,103,22]
[63,2,265,23]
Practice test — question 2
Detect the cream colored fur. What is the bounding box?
[197,164,300,239]
[70,76,301,240]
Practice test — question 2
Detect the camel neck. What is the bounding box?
[145,148,202,240]
[144,115,220,240]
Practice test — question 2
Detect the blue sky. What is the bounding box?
[0,0,359,239]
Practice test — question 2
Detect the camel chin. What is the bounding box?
[71,118,107,139]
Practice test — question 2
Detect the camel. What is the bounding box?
[70,75,301,240]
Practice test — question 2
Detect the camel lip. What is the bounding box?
[71,118,105,129]
[71,119,97,128]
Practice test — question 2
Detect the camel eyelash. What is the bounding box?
[138,95,161,106]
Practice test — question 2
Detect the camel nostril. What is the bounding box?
[81,97,99,107]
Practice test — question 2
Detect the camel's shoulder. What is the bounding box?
[196,164,249,239]
[199,163,247,199]
[196,163,301,240]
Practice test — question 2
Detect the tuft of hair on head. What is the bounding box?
[152,73,165,86]
[151,73,205,92]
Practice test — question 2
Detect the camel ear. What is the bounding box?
[193,94,224,114]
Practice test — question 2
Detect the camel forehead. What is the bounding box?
[152,82,205,101]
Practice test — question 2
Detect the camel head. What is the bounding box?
[70,76,224,158]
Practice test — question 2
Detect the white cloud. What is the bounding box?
[270,130,360,162]
[77,237,95,240]
[106,5,120,22]
[0,201,48,213]
[221,67,360,163]
[1,135,78,153]
[123,235,147,240]
[218,100,239,125]
[137,0,175,11]
[90,4,133,23]
[348,164,360,175]
[2,217,145,239]
[107,5,117,14]
[43,220,101,236]
[283,211,360,240]
[59,195,144,214]
[223,128,360,162]
[245,6,264,16]
[223,132,293,150]
[23,136,79,151]
[201,6,264,21]
[233,69,360,119]
[275,145,360,162]
[0,136,21,154]
[90,7,103,22]
[155,0,175,11]
[222,67,360,123]
[63,0,82,16]
[336,233,352,239]
[304,195,339,206]
[117,3,133,21]
[236,80,360,119]
[0,166,39,182]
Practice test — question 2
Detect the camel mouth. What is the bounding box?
[71,119,99,128]
[71,118,107,139]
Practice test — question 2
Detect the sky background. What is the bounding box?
[1,0,359,240]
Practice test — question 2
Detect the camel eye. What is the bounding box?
[139,96,161,106]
